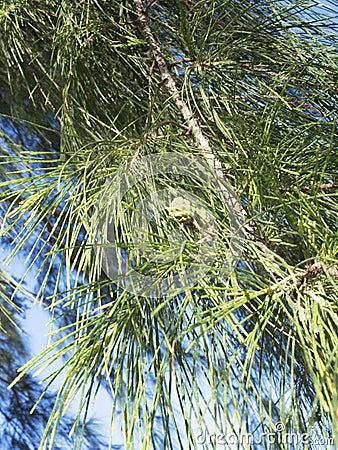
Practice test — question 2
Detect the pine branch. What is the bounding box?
[133,0,247,221]
[133,0,214,154]
[267,261,338,294]
[279,183,338,194]
[299,183,338,193]
[132,0,284,269]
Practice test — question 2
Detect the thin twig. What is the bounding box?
[168,57,196,67]
[299,183,338,193]
[145,120,191,139]
[268,261,338,294]
[279,183,338,194]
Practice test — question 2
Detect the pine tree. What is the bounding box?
[0,1,337,448]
